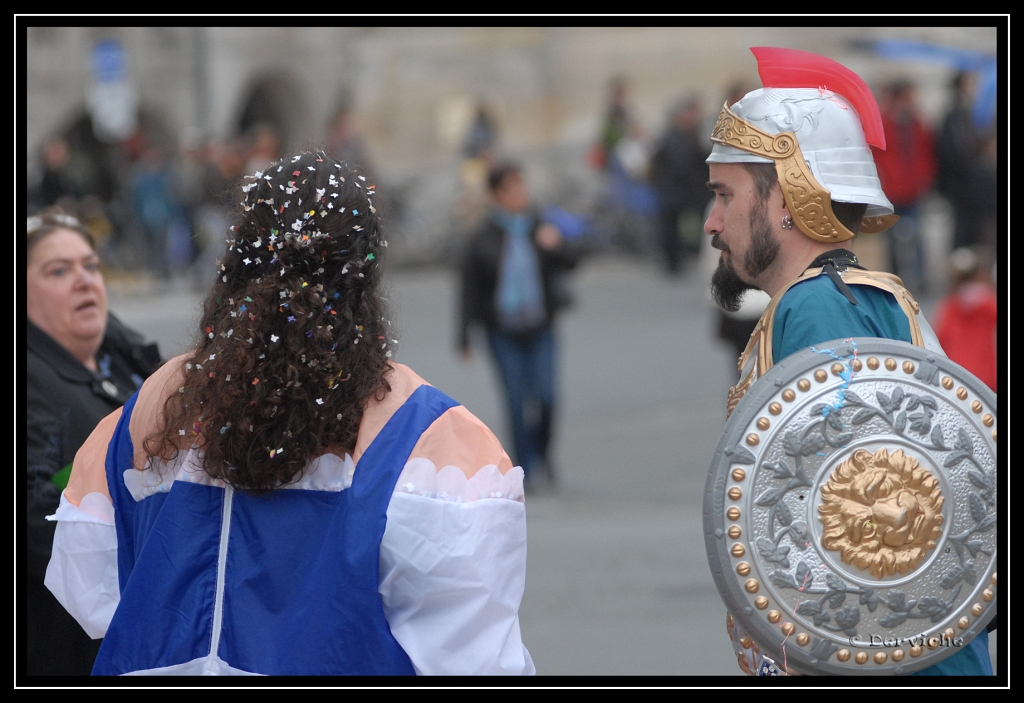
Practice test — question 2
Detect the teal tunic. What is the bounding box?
[772,274,913,362]
[771,273,993,678]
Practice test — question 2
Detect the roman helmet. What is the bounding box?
[707,47,898,243]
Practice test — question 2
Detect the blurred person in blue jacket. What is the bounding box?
[459,162,580,491]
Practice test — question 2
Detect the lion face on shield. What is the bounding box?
[818,448,945,579]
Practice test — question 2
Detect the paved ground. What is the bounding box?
[107,253,997,680]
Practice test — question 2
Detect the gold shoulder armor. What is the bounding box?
[725,267,923,417]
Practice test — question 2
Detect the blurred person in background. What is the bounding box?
[969,129,998,252]
[606,128,661,255]
[586,75,659,253]
[243,122,282,176]
[459,161,580,492]
[871,79,936,296]
[27,208,162,676]
[931,245,997,392]
[935,71,983,251]
[33,135,76,211]
[455,101,502,238]
[126,138,192,282]
[44,152,533,676]
[76,195,117,272]
[650,95,710,275]
[176,134,239,287]
[592,75,633,172]
[463,101,499,164]
[326,104,376,180]
[174,129,210,250]
[29,117,121,215]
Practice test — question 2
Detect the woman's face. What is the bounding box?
[26,228,108,363]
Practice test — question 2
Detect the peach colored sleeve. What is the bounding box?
[353,363,512,477]
[408,405,514,478]
[64,408,122,507]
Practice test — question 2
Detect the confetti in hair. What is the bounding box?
[146,151,393,494]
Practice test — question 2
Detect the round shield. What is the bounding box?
[704,338,998,675]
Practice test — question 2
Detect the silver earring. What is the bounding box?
[781,215,794,229]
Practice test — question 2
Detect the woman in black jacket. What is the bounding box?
[25,209,162,676]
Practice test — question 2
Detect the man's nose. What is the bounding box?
[704,202,721,236]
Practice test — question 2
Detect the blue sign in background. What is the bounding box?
[92,38,126,83]
[870,39,997,130]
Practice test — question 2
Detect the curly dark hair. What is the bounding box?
[144,151,395,493]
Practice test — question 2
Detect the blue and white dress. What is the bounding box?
[45,360,534,676]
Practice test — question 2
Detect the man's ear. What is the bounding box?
[778,199,797,234]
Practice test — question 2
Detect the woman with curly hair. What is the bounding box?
[44,152,534,676]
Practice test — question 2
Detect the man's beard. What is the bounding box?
[710,196,781,312]
[710,256,753,313]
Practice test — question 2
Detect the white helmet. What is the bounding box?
[707,47,897,243]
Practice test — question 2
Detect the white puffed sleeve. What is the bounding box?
[44,491,120,639]
[379,460,534,676]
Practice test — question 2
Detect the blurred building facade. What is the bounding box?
[23,25,999,265]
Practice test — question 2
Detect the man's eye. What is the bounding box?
[49,267,67,276]
[86,262,101,272]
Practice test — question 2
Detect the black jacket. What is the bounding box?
[25,313,161,676]
[458,213,579,351]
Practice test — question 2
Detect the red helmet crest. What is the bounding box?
[750,46,886,150]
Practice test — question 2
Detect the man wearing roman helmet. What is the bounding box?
[702,47,994,677]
